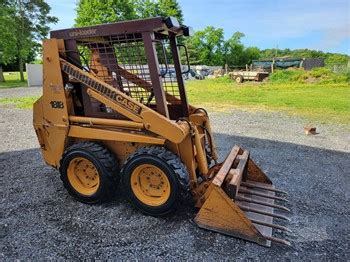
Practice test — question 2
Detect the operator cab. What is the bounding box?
[50,17,193,120]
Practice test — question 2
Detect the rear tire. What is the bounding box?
[235,75,243,83]
[121,146,190,216]
[59,142,119,204]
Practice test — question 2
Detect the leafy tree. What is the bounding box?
[157,0,183,23]
[0,5,16,82]
[75,0,136,26]
[184,29,260,67]
[185,26,224,65]
[0,0,57,82]
[244,47,260,64]
[222,32,245,66]
[75,0,184,27]
[222,32,260,67]
[134,0,159,19]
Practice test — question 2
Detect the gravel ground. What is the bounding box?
[1,90,349,260]
[0,87,42,99]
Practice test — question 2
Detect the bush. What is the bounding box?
[269,67,349,84]
[307,67,349,83]
[308,67,330,78]
[268,69,304,83]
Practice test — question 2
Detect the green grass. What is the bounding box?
[0,96,38,109]
[1,74,349,124]
[0,72,28,88]
[186,78,350,124]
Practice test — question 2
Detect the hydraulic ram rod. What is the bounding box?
[69,116,144,129]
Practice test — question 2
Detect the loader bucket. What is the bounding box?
[194,146,291,247]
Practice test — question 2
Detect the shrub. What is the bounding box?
[269,67,349,84]
[268,69,304,83]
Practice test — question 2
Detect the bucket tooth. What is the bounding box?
[263,235,291,246]
[250,219,292,233]
[236,195,290,212]
[237,203,291,221]
[241,181,288,195]
[238,187,288,202]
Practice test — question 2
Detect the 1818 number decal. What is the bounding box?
[50,101,64,109]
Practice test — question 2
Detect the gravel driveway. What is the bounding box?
[1,90,349,260]
[0,86,42,99]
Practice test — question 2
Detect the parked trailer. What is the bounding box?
[229,71,269,83]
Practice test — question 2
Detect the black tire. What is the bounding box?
[121,146,190,216]
[59,142,119,204]
[235,75,243,83]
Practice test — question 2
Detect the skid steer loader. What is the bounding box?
[33,17,290,247]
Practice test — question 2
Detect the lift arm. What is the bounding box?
[60,59,190,144]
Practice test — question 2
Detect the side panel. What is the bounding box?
[33,39,70,168]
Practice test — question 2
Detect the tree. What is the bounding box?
[222,32,245,66]
[75,0,136,26]
[0,0,57,82]
[184,28,260,67]
[221,32,260,67]
[244,47,260,64]
[185,26,224,65]
[157,0,183,23]
[134,0,159,19]
[0,5,17,82]
[75,0,184,27]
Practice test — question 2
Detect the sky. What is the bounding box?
[46,0,350,54]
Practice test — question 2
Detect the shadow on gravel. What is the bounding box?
[1,134,349,260]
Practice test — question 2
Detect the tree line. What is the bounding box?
[0,0,348,83]
[184,27,349,67]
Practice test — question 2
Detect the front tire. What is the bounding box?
[59,142,119,204]
[122,146,190,216]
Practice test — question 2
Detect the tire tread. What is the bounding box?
[121,146,191,210]
[59,142,119,203]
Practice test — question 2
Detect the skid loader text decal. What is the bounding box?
[61,62,142,115]
[69,29,97,38]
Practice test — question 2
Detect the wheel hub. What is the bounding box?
[131,164,171,206]
[67,157,100,195]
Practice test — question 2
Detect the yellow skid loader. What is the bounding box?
[33,17,290,247]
